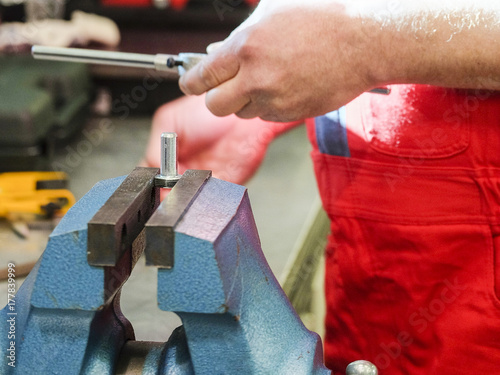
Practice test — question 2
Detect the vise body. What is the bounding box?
[0,166,331,374]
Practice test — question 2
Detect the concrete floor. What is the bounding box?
[0,114,319,342]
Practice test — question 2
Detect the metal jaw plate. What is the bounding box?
[145,169,212,268]
[87,167,160,266]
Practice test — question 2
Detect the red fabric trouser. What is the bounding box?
[306,85,500,374]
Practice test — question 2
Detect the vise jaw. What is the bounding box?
[0,167,330,374]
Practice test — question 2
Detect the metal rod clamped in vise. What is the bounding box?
[155,132,181,188]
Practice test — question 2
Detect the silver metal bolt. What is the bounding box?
[155,132,181,188]
[346,360,378,375]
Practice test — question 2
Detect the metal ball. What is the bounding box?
[346,360,378,375]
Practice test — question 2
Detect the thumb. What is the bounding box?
[179,47,240,96]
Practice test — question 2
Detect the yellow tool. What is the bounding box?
[0,172,75,218]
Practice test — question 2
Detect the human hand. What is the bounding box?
[179,1,381,122]
[181,0,500,119]
[144,95,301,187]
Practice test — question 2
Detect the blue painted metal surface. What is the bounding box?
[0,176,133,375]
[0,173,330,374]
[157,177,330,375]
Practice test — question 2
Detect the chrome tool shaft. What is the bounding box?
[31,45,205,74]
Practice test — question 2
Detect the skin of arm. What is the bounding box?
[179,0,500,122]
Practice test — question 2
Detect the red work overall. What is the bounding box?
[306,85,500,374]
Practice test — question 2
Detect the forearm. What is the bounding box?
[357,1,500,90]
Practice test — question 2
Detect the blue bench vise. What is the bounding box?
[0,163,332,374]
